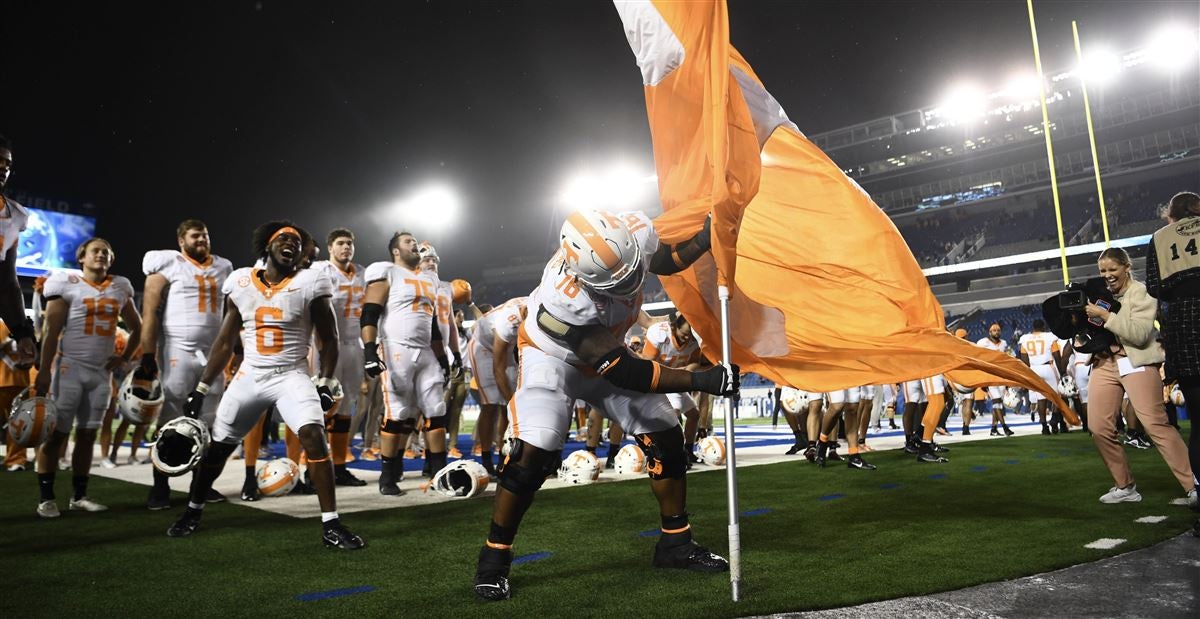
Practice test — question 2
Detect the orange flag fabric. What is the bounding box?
[615,0,1078,423]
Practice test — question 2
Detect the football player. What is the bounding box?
[310,228,367,487]
[467,297,526,476]
[914,375,951,463]
[1018,319,1062,435]
[640,312,705,465]
[854,385,878,451]
[1062,339,1091,430]
[360,231,451,495]
[473,210,737,601]
[417,241,463,474]
[0,135,35,374]
[976,323,1014,436]
[34,238,141,517]
[138,219,234,509]
[165,221,364,549]
[817,388,874,469]
[446,308,471,458]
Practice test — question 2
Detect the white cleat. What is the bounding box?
[68,497,109,512]
[37,500,61,518]
[1099,485,1142,504]
[99,457,117,469]
[58,458,72,470]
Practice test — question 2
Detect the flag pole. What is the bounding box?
[718,284,742,602]
[1072,20,1111,248]
[1026,0,1070,286]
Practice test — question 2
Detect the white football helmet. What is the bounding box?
[1057,375,1078,398]
[779,388,809,414]
[431,460,491,498]
[257,458,300,497]
[418,240,440,262]
[558,449,601,485]
[6,388,57,448]
[1169,385,1185,407]
[612,444,647,475]
[559,209,644,298]
[695,436,726,466]
[1002,387,1022,411]
[117,372,165,425]
[150,417,211,477]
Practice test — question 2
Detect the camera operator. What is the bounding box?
[1082,247,1194,505]
[1146,191,1200,508]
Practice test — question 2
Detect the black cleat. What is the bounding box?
[1003,426,1015,436]
[653,530,728,572]
[802,446,817,463]
[962,428,971,436]
[826,444,844,462]
[990,428,1002,437]
[335,467,368,487]
[846,455,877,470]
[147,488,171,511]
[605,457,616,470]
[903,437,919,455]
[378,470,404,496]
[474,546,514,601]
[815,441,829,468]
[785,441,803,455]
[322,520,366,550]
[205,488,227,504]
[167,509,202,537]
[916,442,948,463]
[1041,423,1052,436]
[932,442,949,453]
[289,479,317,495]
[241,477,260,502]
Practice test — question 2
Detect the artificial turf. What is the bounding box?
[3,428,1193,617]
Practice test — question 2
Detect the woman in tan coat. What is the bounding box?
[1083,247,1194,504]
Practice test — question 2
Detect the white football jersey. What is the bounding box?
[643,320,699,367]
[975,336,1011,355]
[312,260,365,342]
[143,250,234,352]
[523,210,659,364]
[472,297,527,354]
[365,261,439,348]
[43,272,135,366]
[1018,331,1060,366]
[224,267,332,369]
[0,197,29,256]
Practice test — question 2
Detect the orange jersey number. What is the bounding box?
[339,285,365,319]
[254,306,284,355]
[555,273,582,299]
[403,279,436,316]
[1022,340,1045,356]
[82,297,120,336]
[195,275,220,313]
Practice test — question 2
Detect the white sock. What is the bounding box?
[188,501,205,511]
[321,511,339,523]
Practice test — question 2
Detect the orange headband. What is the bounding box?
[269,226,301,243]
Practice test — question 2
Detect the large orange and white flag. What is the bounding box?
[615,0,1077,422]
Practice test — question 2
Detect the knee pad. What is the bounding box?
[497,440,560,496]
[634,425,687,480]
[424,415,448,431]
[382,418,416,434]
[328,416,351,433]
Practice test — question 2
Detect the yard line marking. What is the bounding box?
[879,483,902,490]
[1135,516,1168,524]
[638,529,660,537]
[1084,538,1126,550]
[1004,459,1020,465]
[970,465,988,472]
[295,586,377,602]
[818,493,845,501]
[513,551,552,565]
[928,473,947,480]
[741,508,773,517]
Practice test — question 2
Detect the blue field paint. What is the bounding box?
[513,551,552,565]
[970,465,988,472]
[741,508,772,518]
[879,483,902,490]
[1004,459,1020,465]
[928,473,947,480]
[818,493,845,501]
[1034,453,1048,459]
[638,529,659,537]
[295,586,377,602]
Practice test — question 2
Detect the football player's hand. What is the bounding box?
[314,377,339,412]
[15,336,36,370]
[696,213,712,251]
[105,355,127,372]
[317,386,336,412]
[184,388,207,419]
[451,352,463,380]
[363,345,386,379]
[694,363,739,397]
[135,353,159,381]
[33,373,51,397]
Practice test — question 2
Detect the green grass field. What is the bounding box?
[4,428,1193,617]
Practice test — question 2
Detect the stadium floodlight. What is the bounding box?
[389,183,461,231]
[1145,24,1199,73]
[1077,47,1122,85]
[557,160,656,211]
[1002,73,1042,101]
[935,84,987,124]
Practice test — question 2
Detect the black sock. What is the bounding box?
[323,517,341,531]
[152,467,170,491]
[38,472,55,501]
[244,466,256,482]
[481,450,495,470]
[381,456,397,480]
[72,474,89,501]
[489,520,518,546]
[334,463,348,476]
[661,513,689,533]
[426,451,447,474]
[585,445,597,454]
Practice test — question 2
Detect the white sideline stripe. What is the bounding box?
[1135,516,1168,524]
[1084,538,1126,549]
[1169,498,1190,506]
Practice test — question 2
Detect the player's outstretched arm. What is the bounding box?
[648,214,711,276]
[137,273,168,378]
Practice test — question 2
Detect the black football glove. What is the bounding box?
[451,352,463,380]
[692,363,740,397]
[437,355,451,388]
[363,344,386,379]
[696,213,712,252]
[183,389,206,419]
[317,386,336,412]
[135,353,159,381]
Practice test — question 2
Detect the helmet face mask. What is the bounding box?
[150,417,211,477]
[557,449,601,485]
[432,460,490,497]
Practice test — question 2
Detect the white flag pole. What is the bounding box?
[718,284,742,601]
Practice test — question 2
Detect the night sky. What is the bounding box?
[4,0,1195,290]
